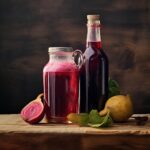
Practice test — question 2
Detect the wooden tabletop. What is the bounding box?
[0,114,150,150]
[0,114,150,135]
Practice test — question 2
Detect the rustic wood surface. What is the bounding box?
[0,114,150,135]
[0,114,150,150]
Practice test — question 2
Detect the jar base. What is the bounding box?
[45,116,71,124]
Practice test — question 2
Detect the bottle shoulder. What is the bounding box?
[84,47,108,60]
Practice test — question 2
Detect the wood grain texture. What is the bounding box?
[0,0,149,113]
[0,114,150,150]
[0,114,150,135]
[0,134,150,150]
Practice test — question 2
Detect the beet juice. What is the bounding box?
[80,15,109,112]
[43,47,83,123]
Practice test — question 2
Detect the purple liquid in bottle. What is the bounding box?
[80,15,109,113]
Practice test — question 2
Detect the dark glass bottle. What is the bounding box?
[80,15,109,112]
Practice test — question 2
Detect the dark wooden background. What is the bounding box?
[0,0,149,113]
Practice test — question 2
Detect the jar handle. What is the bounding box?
[72,50,84,69]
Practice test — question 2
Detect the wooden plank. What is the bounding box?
[0,114,150,150]
[0,133,150,150]
[0,114,149,135]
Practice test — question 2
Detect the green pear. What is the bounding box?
[100,95,133,122]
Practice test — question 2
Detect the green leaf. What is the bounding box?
[109,79,119,88]
[67,110,112,128]
[77,113,89,126]
[100,112,113,127]
[88,111,112,128]
[89,109,103,124]
[109,79,120,98]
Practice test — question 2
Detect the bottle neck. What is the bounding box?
[86,20,102,49]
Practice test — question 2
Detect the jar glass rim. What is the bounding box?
[48,47,73,53]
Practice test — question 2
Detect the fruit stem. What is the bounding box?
[99,108,109,116]
[35,93,43,101]
[36,93,44,99]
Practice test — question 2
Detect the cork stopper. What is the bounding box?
[87,15,100,21]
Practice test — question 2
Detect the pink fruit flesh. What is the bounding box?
[21,101,44,124]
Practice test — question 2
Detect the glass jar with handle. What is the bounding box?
[43,47,83,123]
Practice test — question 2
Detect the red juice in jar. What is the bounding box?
[43,47,83,123]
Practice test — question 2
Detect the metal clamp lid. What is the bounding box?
[48,47,73,53]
